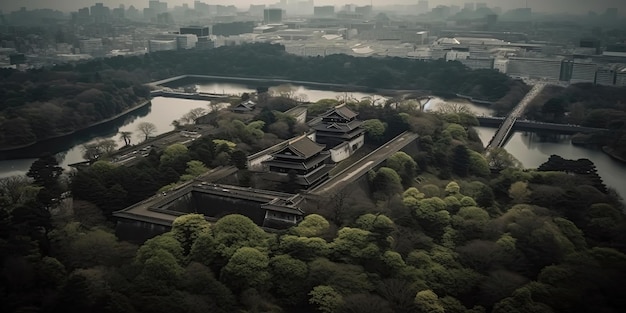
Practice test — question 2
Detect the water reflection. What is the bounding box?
[0,98,208,178]
[423,97,494,116]
[474,126,626,201]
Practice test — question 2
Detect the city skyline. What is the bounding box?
[0,0,623,16]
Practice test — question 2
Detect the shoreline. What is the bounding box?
[0,99,151,153]
[602,146,626,164]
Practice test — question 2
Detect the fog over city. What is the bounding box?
[0,0,623,15]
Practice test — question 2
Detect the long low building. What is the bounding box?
[113,175,304,242]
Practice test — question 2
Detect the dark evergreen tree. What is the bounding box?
[451,145,470,177]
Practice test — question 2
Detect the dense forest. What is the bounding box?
[2,95,625,313]
[525,83,626,159]
[0,68,151,150]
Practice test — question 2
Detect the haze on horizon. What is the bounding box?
[0,0,623,16]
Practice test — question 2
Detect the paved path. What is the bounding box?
[310,131,418,196]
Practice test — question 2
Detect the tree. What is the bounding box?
[279,235,330,261]
[230,150,247,169]
[331,227,380,261]
[26,154,63,205]
[451,145,470,177]
[171,214,211,254]
[415,290,445,313]
[508,181,531,204]
[119,131,132,146]
[486,148,522,172]
[292,214,330,237]
[445,123,468,141]
[81,139,117,161]
[135,234,185,265]
[437,103,473,115]
[269,255,309,306]
[362,119,386,142]
[468,151,490,177]
[180,160,208,181]
[387,152,418,186]
[180,108,207,124]
[212,214,266,259]
[309,285,343,313]
[160,143,189,165]
[0,176,39,210]
[137,122,157,141]
[220,247,270,292]
[371,167,403,200]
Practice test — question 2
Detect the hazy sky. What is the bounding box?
[0,0,623,15]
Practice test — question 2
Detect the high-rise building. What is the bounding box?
[196,36,214,50]
[476,3,487,9]
[417,1,429,14]
[79,38,103,55]
[507,57,563,80]
[90,3,110,23]
[149,1,168,14]
[156,12,173,25]
[464,2,475,11]
[264,8,283,24]
[194,1,210,15]
[615,68,626,86]
[249,4,266,17]
[449,5,460,15]
[596,67,616,86]
[570,61,597,83]
[112,6,125,19]
[314,6,335,17]
[180,26,209,37]
[355,5,372,17]
[143,8,156,20]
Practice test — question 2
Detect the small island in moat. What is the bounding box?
[0,68,151,152]
[525,83,626,162]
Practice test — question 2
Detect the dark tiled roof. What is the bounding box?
[320,104,358,120]
[312,119,363,132]
[286,136,325,158]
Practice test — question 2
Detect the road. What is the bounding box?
[310,131,418,196]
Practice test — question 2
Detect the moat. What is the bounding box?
[0,80,624,201]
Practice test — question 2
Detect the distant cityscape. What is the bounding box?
[0,1,625,86]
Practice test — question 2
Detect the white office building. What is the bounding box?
[570,61,597,83]
[507,57,563,80]
[79,38,103,56]
[148,40,177,52]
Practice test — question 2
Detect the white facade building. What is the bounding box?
[148,39,177,52]
[507,57,563,80]
[568,61,596,83]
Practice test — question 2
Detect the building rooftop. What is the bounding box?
[320,104,358,120]
[276,135,325,158]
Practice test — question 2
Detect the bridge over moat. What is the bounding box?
[485,83,546,150]
[477,116,608,134]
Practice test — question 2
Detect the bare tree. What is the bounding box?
[437,102,473,115]
[81,139,118,161]
[0,176,35,206]
[136,122,157,141]
[271,84,296,99]
[119,131,132,146]
[180,107,207,124]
